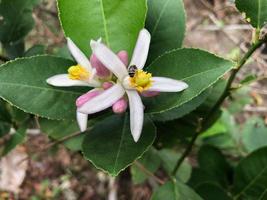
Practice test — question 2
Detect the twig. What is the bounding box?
[134,161,165,185]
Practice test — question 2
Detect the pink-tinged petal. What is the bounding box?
[148,77,188,92]
[78,83,125,114]
[141,91,160,97]
[117,51,129,66]
[46,74,90,87]
[126,90,144,142]
[76,89,102,107]
[76,112,88,132]
[90,54,111,78]
[129,29,151,70]
[102,82,114,90]
[90,40,128,81]
[112,98,128,114]
[67,38,92,71]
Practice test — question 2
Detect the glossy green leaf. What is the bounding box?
[145,0,185,64]
[242,117,267,153]
[82,114,156,176]
[236,0,267,28]
[131,147,161,184]
[0,0,36,43]
[0,55,85,120]
[58,0,147,56]
[145,48,234,116]
[193,183,231,200]
[24,45,46,57]
[152,180,203,200]
[233,147,267,199]
[39,118,85,151]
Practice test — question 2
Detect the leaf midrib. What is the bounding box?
[234,164,267,199]
[99,0,110,47]
[112,115,127,174]
[0,82,82,95]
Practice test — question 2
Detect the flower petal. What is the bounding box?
[117,51,129,66]
[90,40,128,81]
[129,29,151,70]
[126,90,144,142]
[76,89,102,107]
[148,77,188,92]
[76,112,88,132]
[67,38,92,71]
[90,54,111,78]
[78,83,125,114]
[46,74,90,87]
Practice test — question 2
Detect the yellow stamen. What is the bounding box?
[68,65,90,80]
[129,70,153,92]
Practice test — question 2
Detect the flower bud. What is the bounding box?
[141,91,160,97]
[90,54,111,78]
[117,51,129,66]
[112,98,128,114]
[76,90,102,107]
[102,81,114,90]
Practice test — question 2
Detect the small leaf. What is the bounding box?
[1,123,27,156]
[242,117,267,153]
[58,0,147,56]
[145,48,234,117]
[233,147,267,199]
[0,55,84,120]
[151,180,203,200]
[131,147,161,184]
[236,0,267,29]
[82,114,156,176]
[146,0,185,64]
[24,45,46,57]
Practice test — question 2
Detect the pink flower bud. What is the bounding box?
[76,90,102,107]
[102,82,114,90]
[141,91,160,97]
[117,51,129,66]
[112,98,128,114]
[90,54,111,78]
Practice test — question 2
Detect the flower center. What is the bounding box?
[129,70,152,92]
[68,65,90,80]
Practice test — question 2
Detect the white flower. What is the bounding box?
[46,38,102,132]
[78,29,188,142]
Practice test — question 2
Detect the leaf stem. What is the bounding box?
[171,35,267,176]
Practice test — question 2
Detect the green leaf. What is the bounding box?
[145,0,185,64]
[39,118,85,151]
[151,180,203,200]
[145,48,234,116]
[236,0,267,29]
[158,149,192,183]
[242,117,267,153]
[193,183,231,200]
[1,123,27,156]
[24,45,46,57]
[131,147,161,184]
[58,0,147,56]
[0,55,84,120]
[82,114,156,176]
[0,0,36,43]
[233,147,267,199]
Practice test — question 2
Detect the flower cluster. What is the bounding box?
[47,29,188,142]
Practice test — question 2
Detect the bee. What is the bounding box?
[128,65,138,77]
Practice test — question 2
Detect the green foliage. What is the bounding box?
[58,0,147,56]
[242,117,267,153]
[236,0,267,29]
[82,114,156,176]
[39,118,85,151]
[145,0,185,64]
[0,55,84,120]
[152,179,203,200]
[233,147,267,199]
[146,49,234,118]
